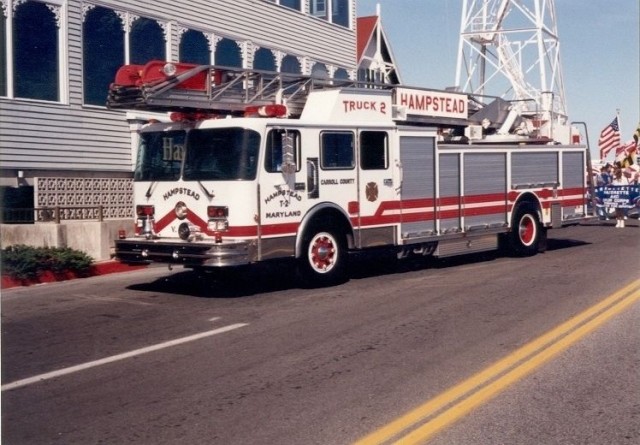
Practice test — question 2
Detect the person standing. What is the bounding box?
[595,164,612,219]
[598,163,613,186]
[611,167,629,228]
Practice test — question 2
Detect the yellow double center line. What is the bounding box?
[355,278,640,445]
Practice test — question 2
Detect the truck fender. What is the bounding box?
[295,203,354,258]
[510,191,543,223]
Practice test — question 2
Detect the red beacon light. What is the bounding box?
[207,206,229,235]
[135,205,156,238]
[207,206,228,218]
[244,104,287,118]
[571,133,581,144]
[170,112,219,122]
[136,205,155,217]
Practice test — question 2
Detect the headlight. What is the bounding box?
[175,201,188,219]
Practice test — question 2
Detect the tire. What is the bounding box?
[298,224,348,287]
[508,204,541,256]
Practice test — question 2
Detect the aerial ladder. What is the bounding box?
[108,0,581,146]
[108,61,371,118]
[455,0,569,141]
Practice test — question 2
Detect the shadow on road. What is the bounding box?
[127,260,299,298]
[127,236,590,298]
[545,237,591,251]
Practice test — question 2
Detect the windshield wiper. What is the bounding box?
[198,181,215,199]
[145,181,156,198]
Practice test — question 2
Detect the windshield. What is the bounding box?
[134,127,261,182]
[183,128,260,181]
[134,130,185,181]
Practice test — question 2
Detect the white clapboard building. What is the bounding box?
[0,0,359,219]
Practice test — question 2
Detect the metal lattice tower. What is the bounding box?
[455,0,568,123]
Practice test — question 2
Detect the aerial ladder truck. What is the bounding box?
[108,0,593,286]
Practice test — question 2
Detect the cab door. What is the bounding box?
[314,129,359,214]
[259,128,305,259]
[355,130,397,248]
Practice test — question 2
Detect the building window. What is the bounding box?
[130,17,165,64]
[311,63,328,79]
[281,55,301,74]
[265,0,301,11]
[311,0,349,27]
[0,13,6,96]
[83,7,124,106]
[180,30,210,65]
[311,0,326,18]
[334,68,350,80]
[321,131,354,170]
[279,0,301,10]
[331,0,349,27]
[254,48,276,71]
[13,1,60,101]
[82,7,168,106]
[215,38,242,67]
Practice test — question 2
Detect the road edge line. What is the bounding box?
[1,323,248,392]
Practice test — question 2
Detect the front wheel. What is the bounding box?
[508,204,542,256]
[298,226,348,287]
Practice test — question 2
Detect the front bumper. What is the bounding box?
[115,238,250,267]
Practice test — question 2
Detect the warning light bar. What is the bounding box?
[244,104,287,118]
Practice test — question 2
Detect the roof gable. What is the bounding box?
[356,13,402,84]
[356,16,378,62]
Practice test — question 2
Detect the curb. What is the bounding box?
[1,261,148,290]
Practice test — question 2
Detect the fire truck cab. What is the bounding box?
[110,61,591,286]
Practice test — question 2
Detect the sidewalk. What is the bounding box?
[1,261,148,290]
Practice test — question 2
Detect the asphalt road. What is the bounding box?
[2,220,639,444]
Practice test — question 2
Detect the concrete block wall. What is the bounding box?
[0,219,133,262]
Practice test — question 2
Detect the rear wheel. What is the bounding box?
[298,224,348,287]
[509,204,542,256]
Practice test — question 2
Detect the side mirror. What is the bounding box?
[280,133,296,186]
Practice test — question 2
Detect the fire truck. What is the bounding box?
[108,61,592,286]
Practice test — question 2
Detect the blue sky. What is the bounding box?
[357,0,639,159]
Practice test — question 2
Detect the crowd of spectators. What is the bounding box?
[595,162,637,228]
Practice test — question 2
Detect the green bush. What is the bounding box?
[1,245,93,280]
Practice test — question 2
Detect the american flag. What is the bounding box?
[598,116,620,160]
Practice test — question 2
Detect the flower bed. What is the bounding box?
[1,245,146,289]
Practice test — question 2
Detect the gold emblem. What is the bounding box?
[365,182,379,202]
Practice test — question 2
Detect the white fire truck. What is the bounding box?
[108,61,592,286]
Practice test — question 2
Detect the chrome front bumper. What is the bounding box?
[115,238,250,267]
